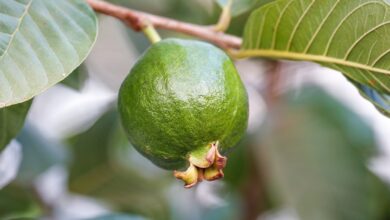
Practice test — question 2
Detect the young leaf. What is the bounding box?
[0,0,98,107]
[0,101,31,151]
[241,0,390,113]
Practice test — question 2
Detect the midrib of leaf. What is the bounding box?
[0,0,32,61]
[234,49,390,75]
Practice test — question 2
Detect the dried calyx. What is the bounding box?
[174,142,227,188]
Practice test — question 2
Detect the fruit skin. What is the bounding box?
[118,38,248,170]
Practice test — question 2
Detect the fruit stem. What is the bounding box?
[141,21,161,44]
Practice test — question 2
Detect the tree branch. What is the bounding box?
[86,0,242,49]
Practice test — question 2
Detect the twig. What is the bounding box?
[214,0,233,32]
[86,0,242,49]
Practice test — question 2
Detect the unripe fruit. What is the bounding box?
[118,38,248,188]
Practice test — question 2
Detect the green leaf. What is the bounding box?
[61,64,88,90]
[0,101,31,151]
[0,0,98,107]
[216,0,274,17]
[259,87,390,220]
[241,0,390,113]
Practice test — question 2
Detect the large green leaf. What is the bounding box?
[241,0,390,113]
[0,0,97,107]
[0,101,31,151]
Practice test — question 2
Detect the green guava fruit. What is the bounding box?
[118,38,249,188]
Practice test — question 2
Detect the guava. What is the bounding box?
[118,38,249,188]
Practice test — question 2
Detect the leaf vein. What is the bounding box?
[271,0,294,49]
[286,0,316,50]
[254,5,272,49]
[48,0,93,43]
[0,0,32,61]
[343,21,390,60]
[323,1,381,55]
[303,0,340,53]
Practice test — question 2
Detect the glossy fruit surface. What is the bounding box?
[118,38,248,187]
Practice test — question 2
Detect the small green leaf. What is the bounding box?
[0,0,98,107]
[0,101,31,151]
[241,0,390,115]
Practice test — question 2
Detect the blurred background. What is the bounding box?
[1,0,390,219]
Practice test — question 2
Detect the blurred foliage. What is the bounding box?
[106,0,210,24]
[84,213,146,220]
[0,123,66,219]
[223,140,272,219]
[0,183,41,219]
[224,140,252,188]
[67,110,171,219]
[259,87,390,220]
[201,198,241,220]
[0,101,31,151]
[61,64,89,91]
[216,0,274,17]
[16,124,67,184]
